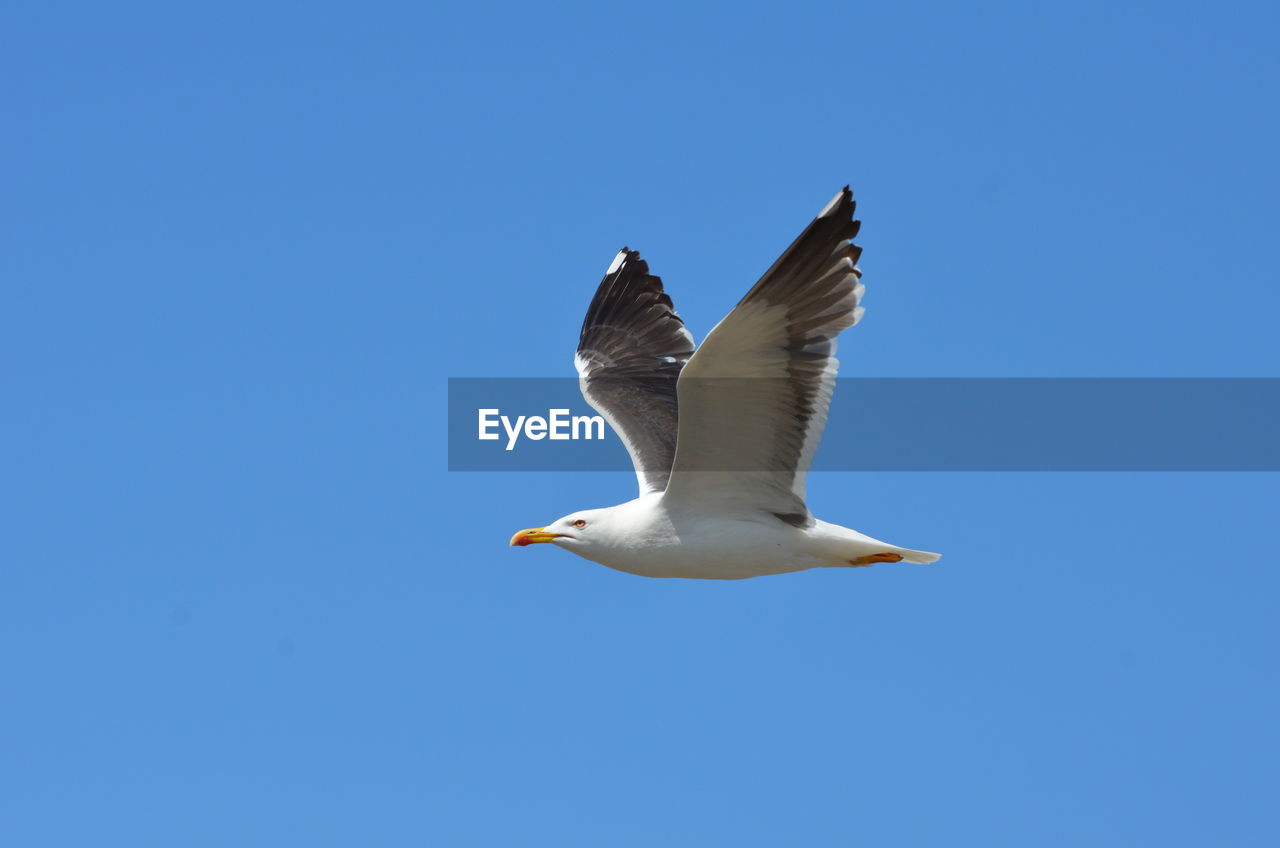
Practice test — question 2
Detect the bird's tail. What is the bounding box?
[894,546,941,565]
[817,522,942,568]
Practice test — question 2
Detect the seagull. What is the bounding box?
[511,187,939,579]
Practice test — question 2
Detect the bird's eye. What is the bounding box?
[572,519,587,529]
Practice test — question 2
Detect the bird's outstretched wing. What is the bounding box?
[575,249,696,495]
[662,187,864,525]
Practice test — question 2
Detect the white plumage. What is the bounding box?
[511,187,939,579]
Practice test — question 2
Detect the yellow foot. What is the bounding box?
[849,552,904,567]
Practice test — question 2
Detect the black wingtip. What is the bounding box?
[818,186,855,219]
[604,247,640,277]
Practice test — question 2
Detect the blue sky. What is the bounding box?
[2,1,1278,845]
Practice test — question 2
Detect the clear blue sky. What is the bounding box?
[3,2,1278,845]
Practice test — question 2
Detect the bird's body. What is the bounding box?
[511,187,939,579]
[539,493,934,580]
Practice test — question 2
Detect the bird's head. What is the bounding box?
[509,508,612,553]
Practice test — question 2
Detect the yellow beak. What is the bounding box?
[510,527,563,547]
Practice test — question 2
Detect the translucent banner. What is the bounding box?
[447,378,1280,471]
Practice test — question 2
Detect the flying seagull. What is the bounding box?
[511,187,939,579]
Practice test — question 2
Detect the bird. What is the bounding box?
[510,187,939,579]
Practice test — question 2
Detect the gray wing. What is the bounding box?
[662,187,864,525]
[574,248,696,495]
